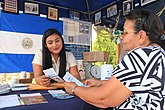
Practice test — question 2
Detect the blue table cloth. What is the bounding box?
[1,90,99,110]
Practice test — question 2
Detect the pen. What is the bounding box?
[17,95,25,105]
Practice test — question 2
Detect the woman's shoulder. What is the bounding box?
[130,46,161,52]
[36,49,42,54]
[32,49,42,65]
[65,51,76,60]
[128,46,164,58]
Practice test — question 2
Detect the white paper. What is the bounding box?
[11,87,28,91]
[48,90,66,94]
[43,68,64,82]
[20,93,42,97]
[0,94,21,109]
[48,89,74,99]
[0,84,11,94]
[63,72,85,86]
[10,83,28,88]
[10,84,28,91]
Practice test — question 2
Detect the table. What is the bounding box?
[1,90,99,110]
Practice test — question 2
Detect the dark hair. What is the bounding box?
[42,29,66,78]
[125,9,165,50]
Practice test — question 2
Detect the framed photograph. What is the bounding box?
[3,0,19,14]
[94,11,101,25]
[140,0,157,6]
[69,10,80,20]
[47,6,59,21]
[68,36,74,42]
[23,1,39,15]
[123,0,134,16]
[106,3,118,18]
[79,22,90,34]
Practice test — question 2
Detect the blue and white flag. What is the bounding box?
[0,11,63,73]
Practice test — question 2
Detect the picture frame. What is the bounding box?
[69,10,80,20]
[140,0,157,6]
[79,22,90,34]
[23,1,39,15]
[94,11,102,25]
[3,0,19,14]
[68,36,74,42]
[123,0,134,16]
[106,3,118,18]
[47,6,59,21]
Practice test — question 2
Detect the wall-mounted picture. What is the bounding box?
[123,0,134,16]
[3,0,18,14]
[69,10,80,20]
[79,22,90,34]
[23,1,39,15]
[106,3,118,18]
[140,0,157,6]
[47,7,59,21]
[68,36,74,42]
[94,11,101,25]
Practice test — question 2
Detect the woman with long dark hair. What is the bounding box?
[32,29,80,86]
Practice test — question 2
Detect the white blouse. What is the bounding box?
[32,50,77,74]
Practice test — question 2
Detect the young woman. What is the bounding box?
[64,9,165,110]
[32,29,80,86]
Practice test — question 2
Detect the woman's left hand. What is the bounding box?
[64,82,77,94]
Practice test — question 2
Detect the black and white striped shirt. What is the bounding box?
[113,46,165,110]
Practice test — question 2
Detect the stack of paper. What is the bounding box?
[0,95,21,109]
[0,84,11,94]
[10,84,28,91]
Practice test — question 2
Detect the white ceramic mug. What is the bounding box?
[10,76,18,84]
[20,71,26,79]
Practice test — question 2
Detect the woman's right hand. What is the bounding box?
[85,78,103,87]
[35,75,51,87]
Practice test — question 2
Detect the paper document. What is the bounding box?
[48,90,66,94]
[20,93,48,105]
[10,84,28,91]
[43,68,85,86]
[63,72,85,86]
[0,94,21,109]
[48,89,74,99]
[43,68,64,83]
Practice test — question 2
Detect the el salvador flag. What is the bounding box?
[0,11,63,73]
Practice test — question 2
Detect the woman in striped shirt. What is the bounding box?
[64,9,165,110]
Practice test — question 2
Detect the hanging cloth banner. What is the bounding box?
[62,18,91,60]
[0,11,63,73]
